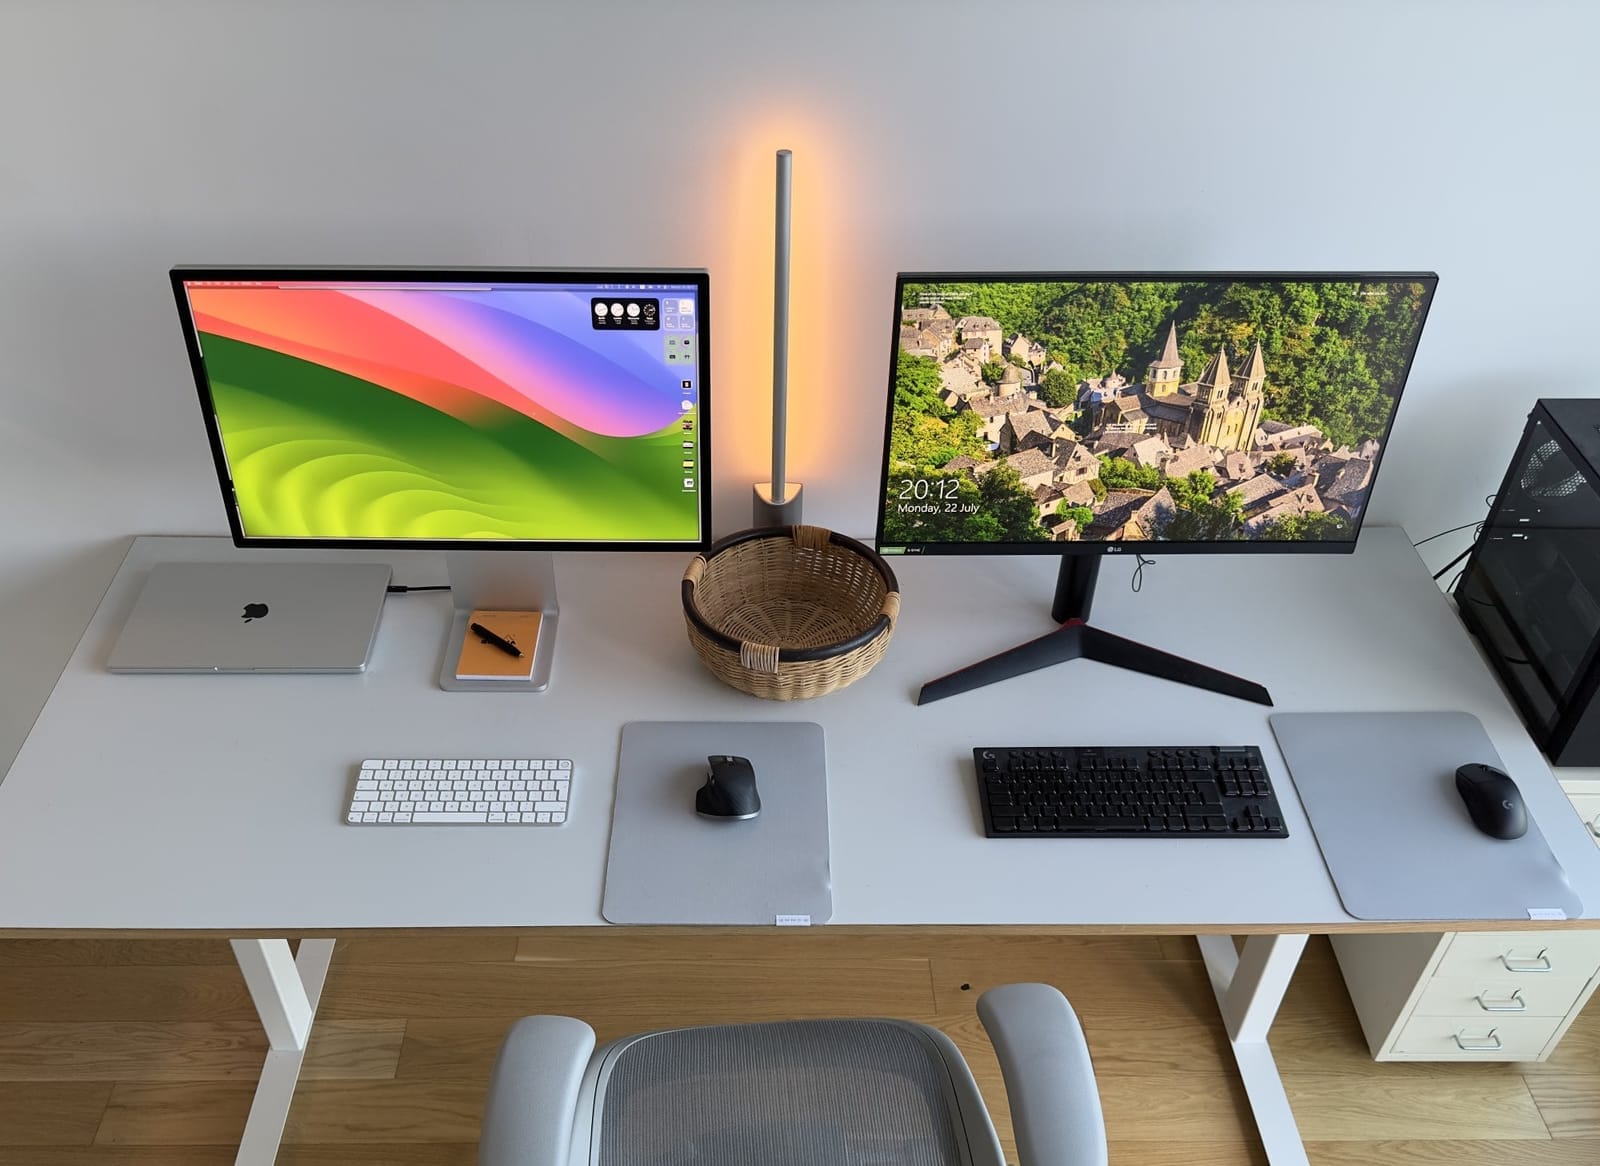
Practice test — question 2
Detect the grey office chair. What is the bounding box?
[479,981,1107,1166]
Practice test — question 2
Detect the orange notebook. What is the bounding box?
[454,609,542,680]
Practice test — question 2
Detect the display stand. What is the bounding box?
[437,550,559,692]
[917,557,1272,706]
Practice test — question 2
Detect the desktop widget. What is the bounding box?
[591,297,659,330]
[879,275,1435,551]
[182,279,704,544]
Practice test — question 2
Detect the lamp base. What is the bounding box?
[752,482,804,528]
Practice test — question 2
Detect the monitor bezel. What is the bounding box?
[874,270,1438,557]
[170,265,713,553]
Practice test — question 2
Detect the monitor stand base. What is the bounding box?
[437,550,560,693]
[916,558,1272,707]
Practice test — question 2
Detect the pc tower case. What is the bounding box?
[1455,399,1600,765]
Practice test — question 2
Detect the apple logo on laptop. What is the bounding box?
[241,602,268,622]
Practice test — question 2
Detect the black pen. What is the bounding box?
[470,622,523,658]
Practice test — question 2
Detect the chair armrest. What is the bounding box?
[479,1015,597,1166]
[978,983,1107,1166]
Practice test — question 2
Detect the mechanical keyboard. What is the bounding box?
[346,758,572,825]
[974,745,1288,838]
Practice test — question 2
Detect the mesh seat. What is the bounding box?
[479,983,1107,1166]
[597,1019,971,1166]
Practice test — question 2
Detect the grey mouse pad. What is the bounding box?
[1270,711,1582,921]
[603,722,831,925]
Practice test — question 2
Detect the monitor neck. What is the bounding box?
[1051,557,1101,625]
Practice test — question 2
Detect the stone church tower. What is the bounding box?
[1146,322,1183,397]
[1190,340,1266,452]
[1194,348,1233,446]
[1230,340,1267,445]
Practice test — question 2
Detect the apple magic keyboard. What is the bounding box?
[346,758,571,825]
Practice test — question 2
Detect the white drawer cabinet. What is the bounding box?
[1333,930,1600,1061]
[1331,779,1600,1061]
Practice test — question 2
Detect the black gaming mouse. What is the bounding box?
[1454,762,1528,840]
[696,755,761,821]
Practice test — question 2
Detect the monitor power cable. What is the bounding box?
[1131,554,1154,593]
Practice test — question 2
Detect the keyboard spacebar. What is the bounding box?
[410,811,489,824]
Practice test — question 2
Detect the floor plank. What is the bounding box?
[1525,1072,1600,1138]
[93,1081,253,1146]
[275,1147,480,1166]
[0,939,235,966]
[0,1021,266,1081]
[1282,1072,1548,1141]
[15,1150,240,1166]
[283,1081,485,1144]
[318,957,937,1024]
[1308,1140,1600,1165]
[335,937,520,965]
[0,1082,113,1146]
[0,966,255,1023]
[301,1019,406,1081]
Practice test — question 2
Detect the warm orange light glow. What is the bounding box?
[706,110,862,520]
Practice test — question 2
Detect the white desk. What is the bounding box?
[3,528,1599,1164]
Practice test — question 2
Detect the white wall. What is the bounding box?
[3,0,1597,767]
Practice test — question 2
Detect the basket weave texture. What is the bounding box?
[684,525,900,700]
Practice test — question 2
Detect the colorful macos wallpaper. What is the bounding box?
[178,277,705,544]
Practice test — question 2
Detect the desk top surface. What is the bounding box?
[3,528,1598,933]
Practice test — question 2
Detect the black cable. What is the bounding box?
[1423,495,1497,580]
[1412,521,1482,548]
[386,584,451,593]
[1131,555,1154,593]
[1431,542,1478,581]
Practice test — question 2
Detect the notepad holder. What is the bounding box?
[437,551,559,693]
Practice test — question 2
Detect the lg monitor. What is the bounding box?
[170,266,711,687]
[876,271,1437,703]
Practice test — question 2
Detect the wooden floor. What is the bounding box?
[1,931,1598,1164]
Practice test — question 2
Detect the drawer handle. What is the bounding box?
[1501,950,1553,973]
[1476,990,1527,1012]
[1453,1029,1502,1051]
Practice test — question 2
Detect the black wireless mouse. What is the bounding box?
[1455,762,1528,840]
[697,755,761,821]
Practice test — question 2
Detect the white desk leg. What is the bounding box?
[230,938,337,1166]
[1198,933,1310,1166]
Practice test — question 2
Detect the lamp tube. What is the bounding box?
[772,148,792,500]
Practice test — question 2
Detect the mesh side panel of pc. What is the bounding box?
[595,1018,971,1166]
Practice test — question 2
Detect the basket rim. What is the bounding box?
[682,526,899,663]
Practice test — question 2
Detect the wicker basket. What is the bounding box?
[682,525,901,700]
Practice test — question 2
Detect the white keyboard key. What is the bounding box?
[488,812,506,822]
[412,811,487,823]
[558,760,572,771]
[378,811,393,822]
[536,812,551,823]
